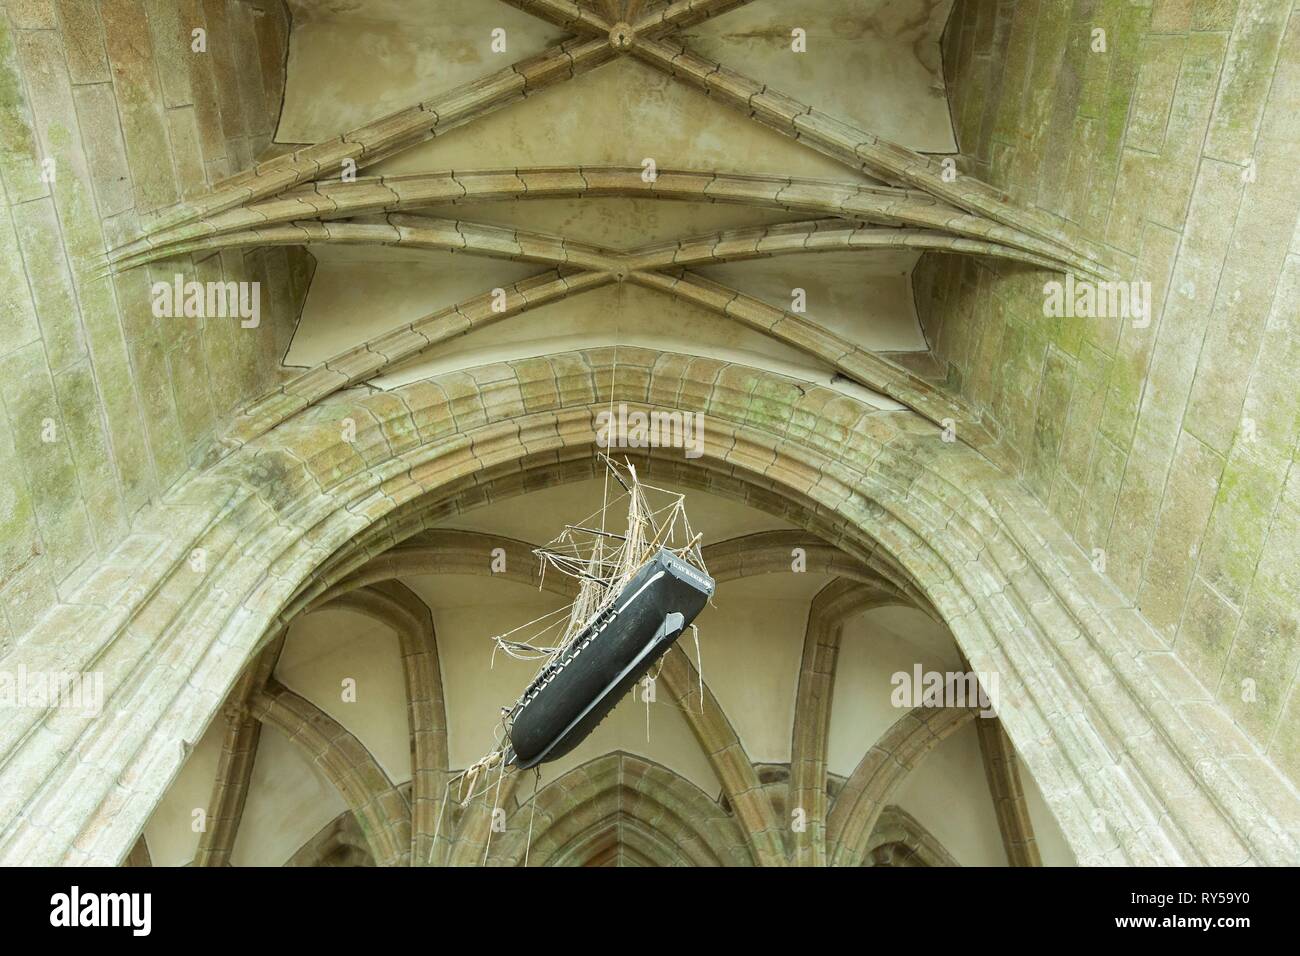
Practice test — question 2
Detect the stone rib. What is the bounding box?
[497,0,611,32]
[658,645,786,867]
[825,705,978,866]
[110,167,1078,275]
[192,634,284,866]
[111,215,623,275]
[212,269,615,461]
[789,579,910,866]
[627,269,1007,466]
[630,36,1115,279]
[251,680,412,867]
[122,37,618,245]
[975,714,1043,867]
[323,583,448,866]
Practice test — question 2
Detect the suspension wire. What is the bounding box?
[598,346,617,599]
[523,768,541,867]
[691,623,704,715]
[429,772,457,865]
[482,753,508,866]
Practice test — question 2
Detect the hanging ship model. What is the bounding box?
[492,454,712,769]
[448,454,714,820]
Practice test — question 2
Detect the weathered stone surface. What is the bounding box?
[0,0,1293,873]
[927,0,1300,768]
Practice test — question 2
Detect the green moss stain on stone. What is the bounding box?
[1203,0,1291,163]
[53,360,127,549]
[0,198,42,352]
[0,341,94,574]
[11,197,85,371]
[0,16,46,203]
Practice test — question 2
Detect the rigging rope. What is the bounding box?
[523,768,541,867]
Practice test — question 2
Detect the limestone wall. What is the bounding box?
[0,0,310,649]
[917,0,1299,774]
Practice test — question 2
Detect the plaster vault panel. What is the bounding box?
[894,724,1006,866]
[370,282,908,408]
[686,0,957,153]
[277,608,413,785]
[289,241,923,407]
[369,56,875,182]
[826,606,963,778]
[278,0,569,143]
[432,477,797,546]
[277,0,957,156]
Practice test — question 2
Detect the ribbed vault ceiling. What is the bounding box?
[273,0,959,402]
[126,0,1097,869]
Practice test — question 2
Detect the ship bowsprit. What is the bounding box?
[504,548,714,770]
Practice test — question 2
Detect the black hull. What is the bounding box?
[505,549,714,769]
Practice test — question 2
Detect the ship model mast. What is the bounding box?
[494,454,707,668]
